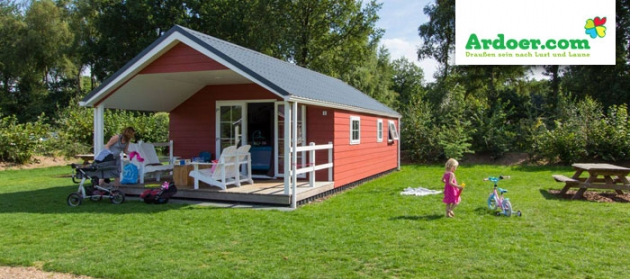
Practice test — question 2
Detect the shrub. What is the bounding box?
[400,97,441,162]
[0,114,50,164]
[470,100,515,159]
[586,104,630,161]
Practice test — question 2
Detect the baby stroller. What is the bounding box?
[140,181,178,204]
[67,151,126,206]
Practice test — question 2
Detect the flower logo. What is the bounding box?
[585,16,607,39]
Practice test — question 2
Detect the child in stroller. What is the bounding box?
[140,181,178,204]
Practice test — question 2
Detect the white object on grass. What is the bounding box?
[400,187,442,196]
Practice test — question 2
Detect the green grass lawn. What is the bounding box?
[1,164,629,278]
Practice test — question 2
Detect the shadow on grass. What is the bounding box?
[539,188,630,203]
[0,184,194,214]
[539,189,566,201]
[473,206,502,216]
[390,214,443,221]
[510,164,574,173]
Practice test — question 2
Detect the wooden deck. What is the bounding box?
[119,177,335,206]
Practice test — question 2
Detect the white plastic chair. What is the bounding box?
[189,146,239,190]
[235,145,253,186]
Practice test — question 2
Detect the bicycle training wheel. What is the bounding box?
[487,195,498,210]
[110,190,125,204]
[503,200,513,217]
[67,193,83,207]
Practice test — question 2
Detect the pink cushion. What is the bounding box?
[210,160,219,173]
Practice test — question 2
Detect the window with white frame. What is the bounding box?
[350,116,361,144]
[377,119,383,142]
[388,120,399,141]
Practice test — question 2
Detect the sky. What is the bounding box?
[376,0,438,83]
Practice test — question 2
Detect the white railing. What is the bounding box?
[292,142,333,188]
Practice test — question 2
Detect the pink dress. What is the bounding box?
[442,172,461,204]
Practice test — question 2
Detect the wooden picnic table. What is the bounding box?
[74,154,94,165]
[552,163,630,199]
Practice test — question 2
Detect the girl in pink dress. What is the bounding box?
[442,158,463,218]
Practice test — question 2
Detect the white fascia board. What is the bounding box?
[288,96,401,118]
[82,34,183,107]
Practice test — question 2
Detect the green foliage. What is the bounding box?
[400,96,440,162]
[53,103,170,156]
[436,122,473,160]
[0,114,50,163]
[470,100,517,159]
[390,57,425,109]
[528,97,630,164]
[401,81,474,162]
[53,100,93,156]
[343,47,397,109]
[586,104,630,161]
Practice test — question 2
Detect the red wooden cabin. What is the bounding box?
[80,26,401,207]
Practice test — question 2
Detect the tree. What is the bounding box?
[88,0,189,80]
[417,0,454,81]
[0,0,75,122]
[390,57,425,108]
[343,46,397,108]
[558,0,630,108]
[281,0,383,77]
[0,1,26,115]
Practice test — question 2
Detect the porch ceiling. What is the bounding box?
[98,69,253,112]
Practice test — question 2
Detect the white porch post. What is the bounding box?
[93,104,105,154]
[291,101,298,208]
[283,101,291,195]
[397,117,401,171]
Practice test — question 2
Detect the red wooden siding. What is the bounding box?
[140,43,228,74]
[170,84,280,159]
[332,110,399,187]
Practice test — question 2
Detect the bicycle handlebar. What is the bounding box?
[483,175,511,182]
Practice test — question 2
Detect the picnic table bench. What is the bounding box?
[552,163,630,199]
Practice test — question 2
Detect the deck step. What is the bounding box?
[552,174,579,184]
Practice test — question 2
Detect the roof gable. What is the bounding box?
[82,25,400,117]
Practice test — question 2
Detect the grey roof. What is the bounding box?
[83,25,400,117]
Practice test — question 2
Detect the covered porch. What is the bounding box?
[120,179,334,206]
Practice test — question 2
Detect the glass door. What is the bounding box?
[274,103,306,177]
[216,102,245,157]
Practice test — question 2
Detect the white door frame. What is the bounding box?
[215,100,276,158]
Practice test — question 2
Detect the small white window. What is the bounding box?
[377,119,383,142]
[388,120,399,141]
[350,116,361,144]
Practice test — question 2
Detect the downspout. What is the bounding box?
[398,116,401,171]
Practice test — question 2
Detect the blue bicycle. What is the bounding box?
[485,176,521,217]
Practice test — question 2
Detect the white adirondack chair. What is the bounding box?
[235,145,253,186]
[189,146,239,190]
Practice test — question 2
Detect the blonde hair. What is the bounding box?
[445,158,459,172]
